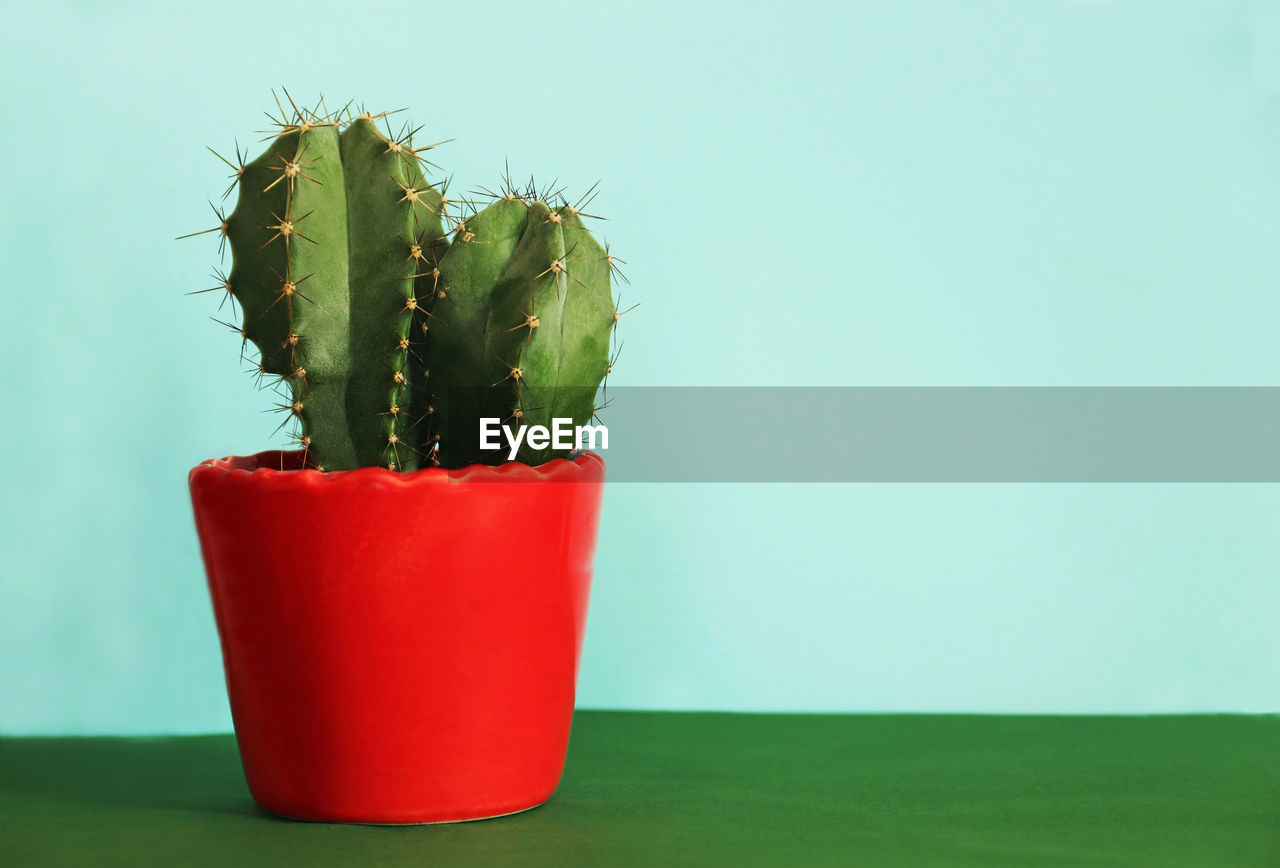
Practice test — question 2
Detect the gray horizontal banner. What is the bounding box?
[569,387,1280,482]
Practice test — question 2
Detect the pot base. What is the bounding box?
[265,799,548,826]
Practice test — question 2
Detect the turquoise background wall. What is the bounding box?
[2,0,1278,733]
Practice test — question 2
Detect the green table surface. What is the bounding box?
[2,711,1277,867]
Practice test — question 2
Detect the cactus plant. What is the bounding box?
[186,94,625,471]
[428,194,617,467]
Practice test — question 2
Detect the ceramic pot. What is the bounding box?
[189,450,605,823]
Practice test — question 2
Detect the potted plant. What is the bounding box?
[186,95,625,824]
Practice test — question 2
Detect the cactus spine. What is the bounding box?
[191,96,623,471]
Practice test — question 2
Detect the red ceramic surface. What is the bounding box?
[189,450,606,824]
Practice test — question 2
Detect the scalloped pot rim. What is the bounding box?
[189,450,605,488]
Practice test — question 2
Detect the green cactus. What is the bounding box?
[427,194,617,467]
[188,96,623,471]
[214,103,447,471]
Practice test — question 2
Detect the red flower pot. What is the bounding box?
[189,450,606,824]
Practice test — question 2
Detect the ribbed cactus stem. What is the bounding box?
[223,114,446,470]
[428,198,615,467]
